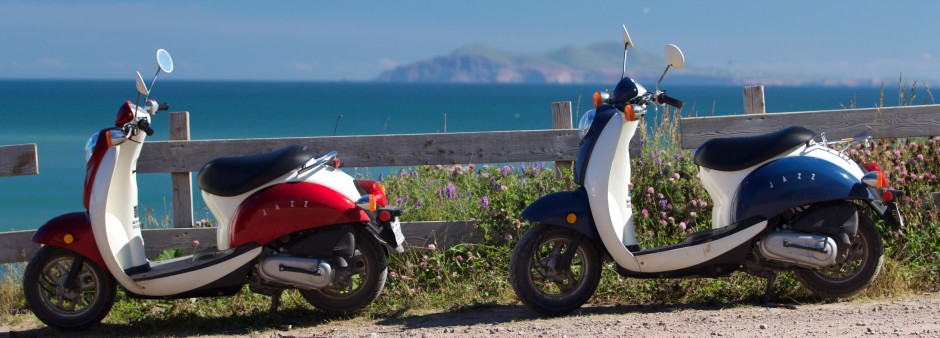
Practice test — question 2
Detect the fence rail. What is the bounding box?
[2,87,939,264]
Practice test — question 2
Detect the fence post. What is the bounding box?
[169,112,194,228]
[552,101,573,174]
[743,85,766,115]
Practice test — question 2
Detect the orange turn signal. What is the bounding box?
[623,104,636,121]
[63,233,75,244]
[369,194,377,212]
[593,92,603,107]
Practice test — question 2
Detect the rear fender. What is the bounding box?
[31,212,107,268]
[229,182,370,248]
[735,156,871,222]
[520,188,604,251]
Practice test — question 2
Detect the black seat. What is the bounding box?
[693,126,815,171]
[197,145,317,197]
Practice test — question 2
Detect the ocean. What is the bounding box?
[0,80,888,232]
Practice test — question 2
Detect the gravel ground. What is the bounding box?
[292,293,940,338]
[4,293,940,337]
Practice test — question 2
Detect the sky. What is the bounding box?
[0,1,938,83]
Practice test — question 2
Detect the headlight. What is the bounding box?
[83,130,127,162]
[84,132,99,162]
[578,109,596,139]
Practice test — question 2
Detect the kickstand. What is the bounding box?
[761,271,777,305]
[268,290,282,319]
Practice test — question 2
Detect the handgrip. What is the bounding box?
[158,102,169,111]
[138,119,155,136]
[657,93,684,109]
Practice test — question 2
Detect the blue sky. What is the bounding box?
[1,1,937,83]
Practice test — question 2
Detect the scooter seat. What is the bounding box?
[197,145,317,197]
[693,126,815,171]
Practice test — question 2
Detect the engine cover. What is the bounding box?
[759,231,838,268]
[257,254,334,289]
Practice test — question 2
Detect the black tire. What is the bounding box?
[23,246,116,330]
[509,224,602,316]
[299,228,387,316]
[796,210,884,298]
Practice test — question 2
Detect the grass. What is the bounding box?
[1,90,938,333]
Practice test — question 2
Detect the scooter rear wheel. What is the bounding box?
[509,224,601,316]
[299,228,387,316]
[23,246,116,330]
[796,210,884,298]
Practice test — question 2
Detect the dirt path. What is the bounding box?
[4,293,940,337]
[291,293,940,338]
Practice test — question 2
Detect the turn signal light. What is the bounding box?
[623,104,636,121]
[63,233,75,244]
[593,92,603,107]
[861,162,889,188]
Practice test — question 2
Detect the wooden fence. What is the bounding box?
[2,87,939,264]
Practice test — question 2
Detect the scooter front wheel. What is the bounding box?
[23,246,116,330]
[509,224,601,316]
[299,227,388,316]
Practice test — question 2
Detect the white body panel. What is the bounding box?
[90,111,150,294]
[584,114,641,271]
[633,221,767,272]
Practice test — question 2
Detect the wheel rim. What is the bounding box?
[36,255,102,318]
[527,234,588,298]
[813,230,870,282]
[319,246,373,299]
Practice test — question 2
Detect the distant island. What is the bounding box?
[374,42,879,86]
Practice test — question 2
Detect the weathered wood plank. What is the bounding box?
[0,144,38,177]
[552,101,574,174]
[169,112,194,228]
[743,85,765,115]
[137,129,582,173]
[0,221,486,263]
[0,230,39,264]
[680,104,940,149]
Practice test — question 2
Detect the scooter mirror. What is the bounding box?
[157,49,174,74]
[664,44,685,69]
[622,24,634,49]
[135,71,150,96]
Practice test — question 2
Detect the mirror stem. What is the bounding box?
[655,65,671,95]
[620,44,629,80]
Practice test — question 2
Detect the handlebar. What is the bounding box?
[158,102,169,111]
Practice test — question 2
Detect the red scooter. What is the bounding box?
[23,49,404,330]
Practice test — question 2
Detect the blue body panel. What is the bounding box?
[734,156,872,221]
[574,105,616,186]
[520,187,602,245]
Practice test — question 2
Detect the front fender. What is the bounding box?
[520,188,603,246]
[32,212,107,268]
[735,156,871,222]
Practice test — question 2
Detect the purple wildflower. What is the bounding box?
[444,182,456,199]
[480,196,490,210]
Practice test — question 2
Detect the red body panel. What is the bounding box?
[114,100,135,127]
[83,129,112,209]
[229,182,370,247]
[31,212,107,268]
